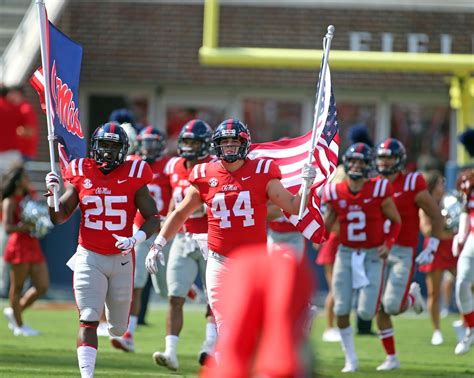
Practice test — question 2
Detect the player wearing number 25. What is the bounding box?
[145,118,317,336]
[322,143,401,373]
[45,122,159,378]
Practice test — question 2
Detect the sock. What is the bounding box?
[379,328,396,356]
[165,335,179,355]
[463,311,474,328]
[408,293,415,308]
[339,326,357,363]
[205,323,217,344]
[77,345,97,378]
[127,315,138,336]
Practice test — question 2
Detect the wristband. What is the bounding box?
[154,235,167,247]
[47,195,55,208]
[427,237,440,252]
[133,230,147,244]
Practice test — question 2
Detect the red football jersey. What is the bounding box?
[165,156,210,234]
[65,158,153,254]
[388,172,427,248]
[189,158,282,256]
[132,156,172,227]
[324,178,393,248]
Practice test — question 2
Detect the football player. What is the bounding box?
[374,138,443,370]
[452,169,474,355]
[151,119,216,371]
[145,118,316,352]
[322,143,401,373]
[110,126,171,353]
[45,122,159,378]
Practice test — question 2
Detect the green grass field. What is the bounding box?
[1,303,473,377]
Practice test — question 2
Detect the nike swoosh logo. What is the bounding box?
[117,179,127,184]
[363,199,371,203]
[394,192,402,197]
[121,261,129,266]
[242,176,251,181]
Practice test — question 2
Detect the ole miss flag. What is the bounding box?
[30,18,85,175]
[248,67,339,244]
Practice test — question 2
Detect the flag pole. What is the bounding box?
[36,0,59,211]
[298,25,335,220]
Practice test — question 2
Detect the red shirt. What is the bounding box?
[0,96,21,152]
[131,155,172,227]
[324,178,393,249]
[388,172,427,248]
[165,156,210,234]
[64,158,152,254]
[189,158,282,256]
[17,101,39,158]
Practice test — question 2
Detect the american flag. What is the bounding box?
[248,67,339,244]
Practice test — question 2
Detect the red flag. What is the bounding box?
[249,69,339,244]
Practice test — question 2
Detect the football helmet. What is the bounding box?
[177,119,212,160]
[90,122,129,171]
[342,143,373,180]
[211,119,251,162]
[137,126,167,162]
[375,138,407,175]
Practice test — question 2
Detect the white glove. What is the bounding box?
[45,171,60,193]
[452,234,465,257]
[112,230,146,256]
[145,243,165,274]
[415,237,440,265]
[302,163,317,183]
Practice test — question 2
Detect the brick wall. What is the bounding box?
[30,2,473,161]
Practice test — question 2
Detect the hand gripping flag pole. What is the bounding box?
[298,25,335,221]
[36,0,59,211]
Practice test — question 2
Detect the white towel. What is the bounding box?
[351,251,369,289]
[66,253,77,271]
[192,233,209,260]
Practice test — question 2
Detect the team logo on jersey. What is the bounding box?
[339,200,347,208]
[171,173,179,183]
[208,177,218,187]
[83,178,93,189]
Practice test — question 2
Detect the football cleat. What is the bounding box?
[409,282,426,314]
[376,356,400,371]
[3,307,17,330]
[341,359,359,373]
[110,331,135,352]
[454,329,474,355]
[153,351,179,371]
[431,330,444,346]
[322,328,341,342]
[13,325,40,336]
[198,339,215,366]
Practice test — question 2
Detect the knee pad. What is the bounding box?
[357,309,375,321]
[382,299,401,315]
[80,308,100,323]
[456,280,474,314]
[108,324,127,337]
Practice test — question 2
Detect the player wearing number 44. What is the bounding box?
[145,118,317,340]
[45,122,160,378]
[321,143,401,373]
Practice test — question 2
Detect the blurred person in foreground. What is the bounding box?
[452,169,474,355]
[419,170,458,346]
[374,138,443,370]
[2,165,49,336]
[321,143,401,372]
[45,122,159,378]
[151,119,217,371]
[145,118,317,355]
[201,242,315,378]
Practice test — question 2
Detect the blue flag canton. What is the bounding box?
[322,92,338,146]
